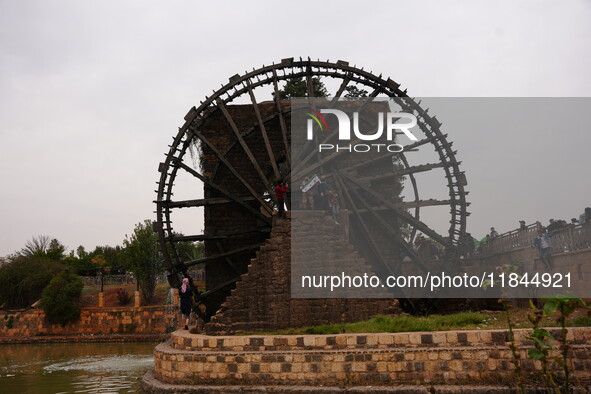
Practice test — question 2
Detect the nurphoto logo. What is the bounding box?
[305,100,419,153]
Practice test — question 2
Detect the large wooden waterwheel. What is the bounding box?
[155,58,469,320]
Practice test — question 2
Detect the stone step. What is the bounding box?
[142,371,572,394]
[171,327,591,352]
[206,203,397,334]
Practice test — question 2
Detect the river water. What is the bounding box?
[0,342,157,393]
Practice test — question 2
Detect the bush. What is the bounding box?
[123,220,163,304]
[41,270,84,326]
[0,255,64,309]
[116,288,131,305]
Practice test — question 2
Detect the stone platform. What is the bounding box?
[143,327,591,392]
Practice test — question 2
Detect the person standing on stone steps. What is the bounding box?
[179,277,193,330]
[275,180,289,218]
[316,175,328,211]
[328,188,340,224]
[532,229,556,270]
[299,176,313,209]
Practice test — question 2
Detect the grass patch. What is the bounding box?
[569,315,591,327]
[244,307,591,336]
[255,312,487,335]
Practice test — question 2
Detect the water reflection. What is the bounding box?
[0,342,156,393]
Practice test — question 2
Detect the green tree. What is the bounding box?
[62,255,95,276]
[20,235,51,257]
[90,245,124,271]
[40,269,84,326]
[0,255,64,309]
[91,254,108,292]
[344,85,368,98]
[76,245,88,259]
[173,240,204,262]
[18,235,66,261]
[61,245,92,275]
[99,245,125,273]
[123,220,163,304]
[46,238,66,261]
[277,77,328,99]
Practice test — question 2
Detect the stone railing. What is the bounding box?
[479,223,591,257]
[81,269,205,287]
[550,224,591,252]
[81,274,139,286]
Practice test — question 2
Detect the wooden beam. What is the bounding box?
[340,171,450,248]
[177,161,271,225]
[341,136,437,173]
[346,176,430,273]
[168,227,271,242]
[306,64,314,98]
[330,74,351,106]
[354,162,447,184]
[214,241,241,276]
[192,129,272,214]
[183,244,262,268]
[196,276,242,301]
[159,196,257,208]
[399,153,421,242]
[216,99,274,197]
[350,199,453,213]
[292,147,347,181]
[247,80,280,180]
[333,173,409,301]
[291,90,384,177]
[272,69,291,166]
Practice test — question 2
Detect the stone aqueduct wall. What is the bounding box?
[0,306,176,338]
[206,213,400,335]
[152,327,591,386]
[462,246,591,300]
[475,245,591,275]
[200,103,287,317]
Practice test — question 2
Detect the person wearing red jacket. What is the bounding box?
[275,181,289,218]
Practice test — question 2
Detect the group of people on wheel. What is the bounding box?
[274,176,341,224]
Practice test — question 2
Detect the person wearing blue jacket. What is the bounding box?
[532,229,555,270]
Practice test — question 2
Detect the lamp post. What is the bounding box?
[91,255,108,308]
[134,275,141,307]
[102,266,111,292]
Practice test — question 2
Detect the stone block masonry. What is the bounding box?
[0,306,176,339]
[206,212,400,334]
[200,103,286,317]
[196,102,400,333]
[150,327,591,388]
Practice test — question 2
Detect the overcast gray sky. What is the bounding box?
[1,0,590,256]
